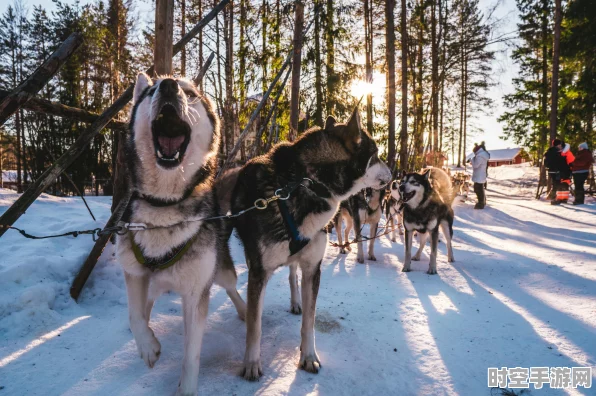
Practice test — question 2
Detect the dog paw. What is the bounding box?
[448,256,455,263]
[391,238,397,243]
[412,255,421,261]
[402,266,411,272]
[357,256,365,264]
[136,330,161,368]
[242,361,263,381]
[427,268,438,275]
[368,254,377,261]
[290,301,302,315]
[299,352,321,374]
[339,248,347,254]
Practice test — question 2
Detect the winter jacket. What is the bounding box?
[471,148,490,183]
[571,150,594,173]
[544,146,571,179]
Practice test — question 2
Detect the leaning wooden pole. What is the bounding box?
[0,0,230,239]
[0,90,128,130]
[0,33,83,126]
[289,0,305,141]
[69,189,132,301]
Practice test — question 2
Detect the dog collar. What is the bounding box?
[130,232,197,271]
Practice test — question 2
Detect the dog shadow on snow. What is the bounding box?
[398,206,596,394]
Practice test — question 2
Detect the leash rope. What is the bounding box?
[1,178,313,241]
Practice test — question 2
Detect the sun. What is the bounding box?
[349,72,386,104]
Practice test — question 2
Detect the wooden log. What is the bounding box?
[69,190,132,301]
[194,52,215,86]
[154,0,175,76]
[0,0,230,239]
[218,52,293,177]
[0,90,127,130]
[218,12,316,176]
[0,33,84,127]
[251,65,292,158]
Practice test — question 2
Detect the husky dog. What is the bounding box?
[452,172,470,197]
[400,167,455,274]
[117,73,245,396]
[333,187,384,262]
[224,108,391,380]
[384,180,404,242]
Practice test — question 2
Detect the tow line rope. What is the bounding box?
[1,178,313,242]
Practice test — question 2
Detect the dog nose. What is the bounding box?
[159,78,179,96]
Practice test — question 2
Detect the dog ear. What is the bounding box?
[423,169,431,181]
[325,115,337,130]
[133,72,153,104]
[345,107,363,145]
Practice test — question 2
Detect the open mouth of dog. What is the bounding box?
[152,103,191,168]
[402,191,416,202]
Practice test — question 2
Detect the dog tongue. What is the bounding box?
[158,135,185,156]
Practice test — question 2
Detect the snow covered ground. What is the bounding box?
[0,165,595,395]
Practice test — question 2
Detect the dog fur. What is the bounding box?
[116,73,245,396]
[384,179,404,242]
[400,167,455,274]
[224,109,391,381]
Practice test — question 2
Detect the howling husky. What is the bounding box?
[400,167,455,274]
[219,108,391,381]
[116,73,245,395]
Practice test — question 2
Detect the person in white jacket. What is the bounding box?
[470,143,490,209]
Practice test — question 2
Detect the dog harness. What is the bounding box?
[130,232,198,272]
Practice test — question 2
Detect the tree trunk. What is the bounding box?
[325,0,336,115]
[289,0,305,141]
[385,0,397,170]
[549,0,561,141]
[154,0,174,76]
[364,0,374,135]
[181,0,187,76]
[314,0,324,126]
[430,0,439,163]
[399,0,408,171]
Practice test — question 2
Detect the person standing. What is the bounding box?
[571,142,594,205]
[544,139,572,205]
[471,143,490,209]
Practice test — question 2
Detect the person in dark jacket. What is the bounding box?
[544,139,571,205]
[571,142,595,205]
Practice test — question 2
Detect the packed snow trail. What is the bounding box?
[0,165,594,395]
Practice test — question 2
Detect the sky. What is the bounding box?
[2,0,520,154]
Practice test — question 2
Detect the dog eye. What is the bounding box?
[185,90,197,98]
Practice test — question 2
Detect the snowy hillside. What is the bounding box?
[0,165,595,395]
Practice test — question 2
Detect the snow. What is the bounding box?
[1,165,595,395]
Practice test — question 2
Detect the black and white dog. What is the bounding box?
[117,73,245,395]
[400,167,455,274]
[221,108,391,380]
[333,187,385,262]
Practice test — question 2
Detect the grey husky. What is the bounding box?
[384,179,404,242]
[220,108,391,380]
[400,167,455,274]
[333,187,385,262]
[116,73,245,395]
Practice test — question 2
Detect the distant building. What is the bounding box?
[1,170,17,190]
[466,148,528,167]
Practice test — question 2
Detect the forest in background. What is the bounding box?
[0,0,594,195]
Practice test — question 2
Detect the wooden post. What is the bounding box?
[0,0,230,239]
[193,52,216,86]
[289,0,305,141]
[0,32,83,127]
[154,0,175,76]
[70,190,132,301]
[0,90,127,130]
